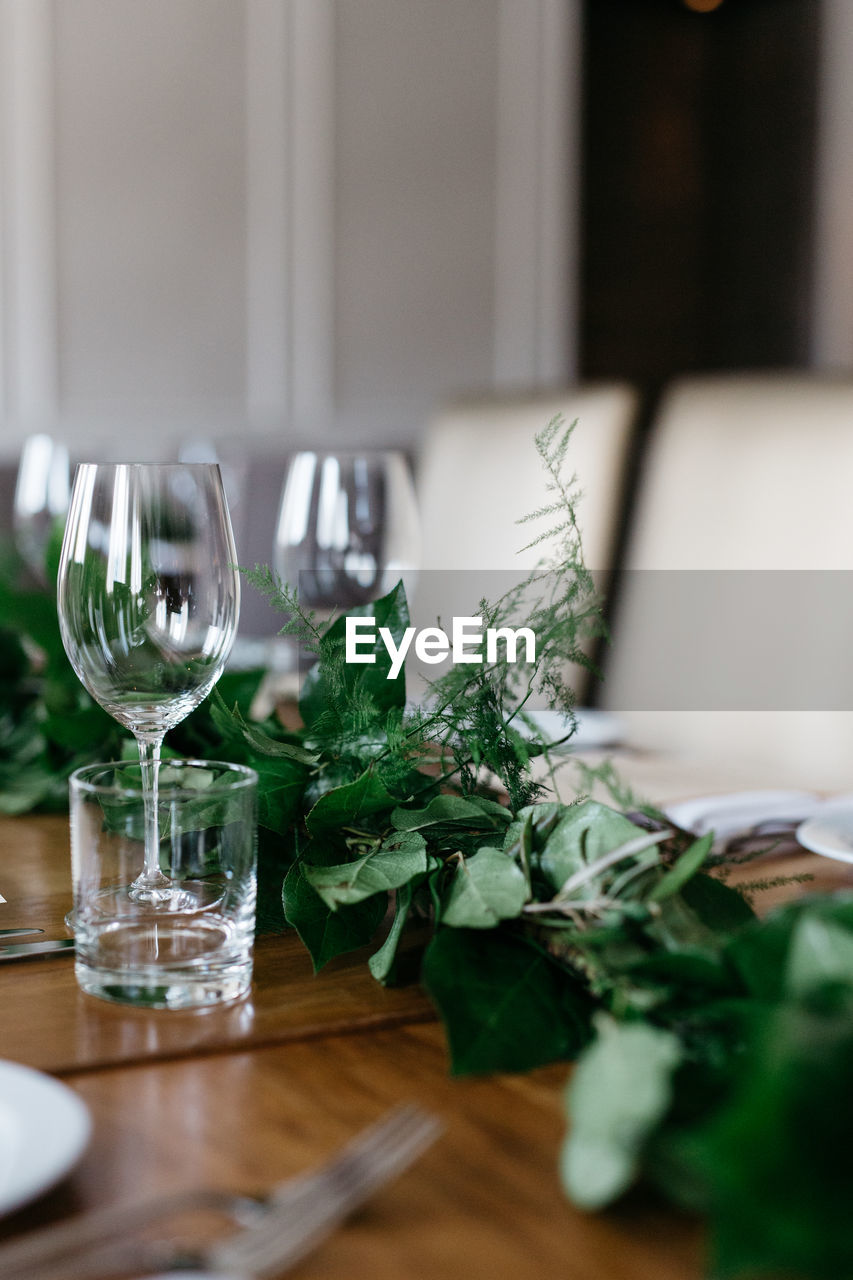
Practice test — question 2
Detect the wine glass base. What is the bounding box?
[126,881,226,913]
[65,880,227,938]
[128,884,201,911]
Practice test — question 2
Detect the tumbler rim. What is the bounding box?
[69,758,258,799]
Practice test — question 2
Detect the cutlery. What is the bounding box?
[0,928,44,938]
[0,939,75,963]
[0,1102,442,1279]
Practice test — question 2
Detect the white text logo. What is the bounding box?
[345,615,536,679]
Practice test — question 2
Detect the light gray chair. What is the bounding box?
[414,384,639,703]
[417,384,638,574]
[601,371,853,788]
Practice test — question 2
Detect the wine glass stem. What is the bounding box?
[135,731,169,892]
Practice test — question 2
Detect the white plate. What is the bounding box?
[797,798,853,863]
[0,1060,91,1216]
[664,790,822,842]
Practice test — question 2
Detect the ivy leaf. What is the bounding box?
[299,580,411,728]
[561,1015,682,1210]
[369,882,415,984]
[282,860,387,971]
[422,927,591,1074]
[305,769,397,837]
[255,825,294,934]
[440,846,528,929]
[681,871,755,934]
[209,690,319,766]
[391,793,511,832]
[304,831,430,908]
[538,801,646,893]
[253,757,311,833]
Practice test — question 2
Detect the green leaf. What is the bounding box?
[42,705,121,752]
[0,766,58,815]
[0,581,66,666]
[209,690,319,766]
[727,898,853,1002]
[680,871,755,933]
[440,846,528,929]
[538,801,646,893]
[621,948,734,1000]
[669,1001,853,1280]
[304,830,429,908]
[786,915,853,999]
[299,580,411,728]
[648,833,712,902]
[422,927,591,1074]
[561,1015,682,1210]
[254,756,310,833]
[391,793,510,832]
[255,825,294,934]
[305,769,397,837]
[369,882,414,984]
[282,860,387,971]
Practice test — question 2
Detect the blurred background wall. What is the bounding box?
[0,0,848,461]
[0,0,577,460]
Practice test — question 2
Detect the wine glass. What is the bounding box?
[273,449,420,623]
[13,434,70,582]
[57,464,240,906]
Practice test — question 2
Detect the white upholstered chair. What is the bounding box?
[413,384,639,703]
[417,383,638,575]
[601,371,853,788]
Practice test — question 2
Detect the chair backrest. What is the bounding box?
[602,371,853,787]
[417,383,639,573]
[413,383,638,704]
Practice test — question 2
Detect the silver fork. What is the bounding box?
[1,1103,441,1279]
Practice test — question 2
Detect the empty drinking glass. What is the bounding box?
[70,759,257,1008]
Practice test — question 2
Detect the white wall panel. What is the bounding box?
[0,0,578,459]
[332,0,499,443]
[53,0,247,441]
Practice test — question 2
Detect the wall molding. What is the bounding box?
[245,0,335,430]
[245,0,290,422]
[1,0,59,429]
[493,0,579,388]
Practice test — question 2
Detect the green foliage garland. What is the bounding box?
[0,419,850,1278]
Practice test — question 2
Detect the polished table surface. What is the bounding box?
[0,756,850,1279]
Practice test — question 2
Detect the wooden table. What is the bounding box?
[0,758,849,1279]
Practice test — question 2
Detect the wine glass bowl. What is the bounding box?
[273,449,420,619]
[58,463,240,906]
[13,434,70,581]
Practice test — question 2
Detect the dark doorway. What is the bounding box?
[579,0,820,385]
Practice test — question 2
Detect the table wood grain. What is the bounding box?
[1,759,849,1279]
[0,1023,704,1280]
[0,816,435,1075]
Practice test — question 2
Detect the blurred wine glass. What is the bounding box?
[273,449,420,623]
[13,434,70,582]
